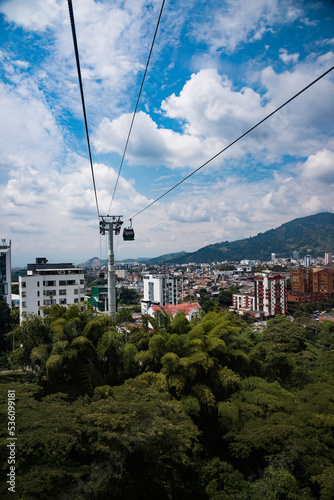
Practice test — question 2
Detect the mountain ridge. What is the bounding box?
[146,212,334,264]
[80,213,334,267]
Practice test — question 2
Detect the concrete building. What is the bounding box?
[291,268,313,293]
[0,239,11,308]
[304,255,312,267]
[232,274,286,318]
[254,274,287,317]
[312,267,334,297]
[292,251,300,261]
[325,253,333,266]
[19,258,85,322]
[141,273,178,314]
[232,293,256,312]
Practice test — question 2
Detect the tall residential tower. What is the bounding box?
[0,239,11,308]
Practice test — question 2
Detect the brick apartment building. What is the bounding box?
[288,266,334,302]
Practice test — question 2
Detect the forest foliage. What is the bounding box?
[1,303,334,499]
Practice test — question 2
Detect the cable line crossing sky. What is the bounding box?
[0,0,333,266]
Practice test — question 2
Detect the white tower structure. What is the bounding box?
[0,239,12,308]
[141,274,178,314]
[325,252,333,265]
[254,274,287,317]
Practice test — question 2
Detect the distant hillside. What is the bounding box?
[146,251,189,265]
[78,257,106,268]
[148,213,334,264]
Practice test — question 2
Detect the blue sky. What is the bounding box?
[0,0,333,266]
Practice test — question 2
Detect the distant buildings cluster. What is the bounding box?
[1,238,333,325]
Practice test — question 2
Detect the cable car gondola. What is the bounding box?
[123,227,135,241]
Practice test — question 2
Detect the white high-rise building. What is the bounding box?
[19,258,85,323]
[325,252,333,265]
[254,274,287,317]
[0,239,11,308]
[141,274,178,314]
[304,255,312,267]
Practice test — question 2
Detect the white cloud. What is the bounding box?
[0,0,61,31]
[93,111,218,168]
[279,49,299,64]
[192,0,303,52]
[0,77,64,173]
[162,68,263,138]
[301,149,334,183]
[93,59,334,172]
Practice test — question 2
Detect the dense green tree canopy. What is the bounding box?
[1,305,334,498]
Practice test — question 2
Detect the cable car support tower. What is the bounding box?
[99,215,123,320]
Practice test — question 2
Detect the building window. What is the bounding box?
[45,280,56,287]
[21,291,26,298]
[38,301,40,306]
[37,291,40,297]
[43,299,56,306]
[21,282,26,288]
[59,280,66,286]
[74,298,79,303]
[59,299,67,305]
[74,289,79,295]
[37,281,40,287]
[59,290,67,296]
[148,282,154,301]
[22,302,27,308]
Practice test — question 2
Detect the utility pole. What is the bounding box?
[99,215,123,320]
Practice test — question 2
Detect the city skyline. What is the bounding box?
[1,0,334,267]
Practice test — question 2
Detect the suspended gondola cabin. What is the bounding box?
[123,228,135,241]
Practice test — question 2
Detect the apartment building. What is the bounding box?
[0,239,11,308]
[254,274,287,317]
[232,293,256,312]
[232,274,286,318]
[141,273,178,314]
[291,268,313,293]
[19,258,84,322]
[312,267,334,297]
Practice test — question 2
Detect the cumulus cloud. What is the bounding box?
[93,111,219,168]
[0,0,61,31]
[279,49,299,64]
[192,0,303,52]
[93,59,334,171]
[301,149,334,183]
[0,78,64,173]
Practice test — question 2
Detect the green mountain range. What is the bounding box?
[147,212,334,264]
[81,213,334,267]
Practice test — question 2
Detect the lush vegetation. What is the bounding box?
[151,212,334,263]
[1,303,334,498]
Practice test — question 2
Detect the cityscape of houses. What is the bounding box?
[1,237,333,326]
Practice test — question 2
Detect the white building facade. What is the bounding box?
[232,293,256,312]
[232,274,286,319]
[141,273,178,314]
[19,258,85,322]
[0,239,11,308]
[254,274,287,317]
